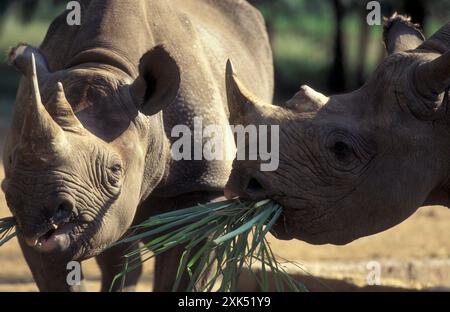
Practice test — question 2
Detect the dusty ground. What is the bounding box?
[0,127,449,292]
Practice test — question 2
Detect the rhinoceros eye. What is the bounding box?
[107,164,122,187]
[331,141,353,162]
[326,130,358,166]
[110,164,122,174]
[106,154,123,187]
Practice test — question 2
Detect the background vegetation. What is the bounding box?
[0,0,449,125]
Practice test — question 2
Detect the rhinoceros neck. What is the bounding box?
[66,48,138,79]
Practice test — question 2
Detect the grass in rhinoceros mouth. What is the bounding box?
[0,216,17,247]
[112,199,306,292]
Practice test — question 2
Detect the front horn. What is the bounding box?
[226,60,270,124]
[20,54,65,153]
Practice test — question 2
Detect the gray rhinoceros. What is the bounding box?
[2,0,273,291]
[225,16,450,245]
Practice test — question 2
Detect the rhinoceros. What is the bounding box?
[225,16,450,245]
[2,0,273,291]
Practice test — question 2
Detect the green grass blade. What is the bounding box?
[113,199,306,292]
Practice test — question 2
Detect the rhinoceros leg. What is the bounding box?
[96,240,142,292]
[154,241,211,292]
[153,244,187,292]
[18,237,86,292]
[150,192,224,292]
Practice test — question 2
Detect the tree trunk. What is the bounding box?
[328,0,346,92]
[403,0,426,27]
[356,6,370,87]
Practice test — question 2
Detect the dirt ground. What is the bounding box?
[0,127,449,292]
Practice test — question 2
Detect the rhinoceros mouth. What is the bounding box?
[24,218,88,253]
[267,196,339,242]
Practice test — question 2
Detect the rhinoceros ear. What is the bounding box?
[225,60,272,124]
[8,44,50,79]
[131,45,180,116]
[383,14,425,55]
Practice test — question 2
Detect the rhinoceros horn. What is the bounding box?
[46,82,84,131]
[20,54,66,153]
[285,85,329,112]
[408,22,450,119]
[413,51,450,101]
[418,22,450,54]
[10,45,84,131]
[225,59,271,124]
[226,60,328,121]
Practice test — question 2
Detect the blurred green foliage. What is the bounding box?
[250,0,450,100]
[0,1,64,124]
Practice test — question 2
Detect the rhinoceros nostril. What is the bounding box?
[54,199,74,221]
[245,177,264,193]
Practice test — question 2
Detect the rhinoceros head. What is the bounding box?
[225,17,450,245]
[2,45,179,260]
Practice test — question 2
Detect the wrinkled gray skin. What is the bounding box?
[2,0,273,291]
[225,16,450,245]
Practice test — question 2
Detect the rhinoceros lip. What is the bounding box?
[268,196,334,241]
[24,217,86,253]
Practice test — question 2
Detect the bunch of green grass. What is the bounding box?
[0,217,16,247]
[112,199,306,292]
